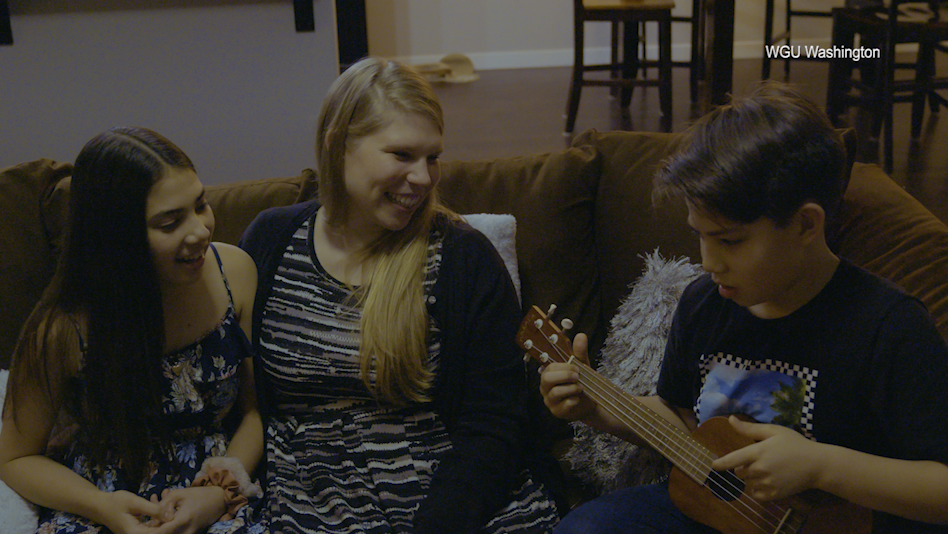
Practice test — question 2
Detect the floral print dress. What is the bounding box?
[36,247,264,534]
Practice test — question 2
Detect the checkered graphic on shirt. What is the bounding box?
[698,352,818,439]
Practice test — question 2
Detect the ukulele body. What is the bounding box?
[668,416,872,534]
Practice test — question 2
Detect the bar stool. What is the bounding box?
[565,0,675,134]
[761,0,834,80]
[826,1,948,173]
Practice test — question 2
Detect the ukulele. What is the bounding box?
[518,305,871,534]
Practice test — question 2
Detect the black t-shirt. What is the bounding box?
[657,260,948,533]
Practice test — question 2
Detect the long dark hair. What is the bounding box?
[5,126,195,485]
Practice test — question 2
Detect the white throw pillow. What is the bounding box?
[563,250,703,493]
[0,369,40,534]
[461,213,521,303]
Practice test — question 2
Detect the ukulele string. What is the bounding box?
[572,365,789,534]
[531,330,725,487]
[531,324,791,533]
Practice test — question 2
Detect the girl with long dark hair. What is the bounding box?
[0,127,264,534]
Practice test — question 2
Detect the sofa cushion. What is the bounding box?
[570,130,699,358]
[439,146,603,355]
[205,170,314,245]
[38,170,314,251]
[836,163,948,341]
[564,251,702,493]
[0,160,72,369]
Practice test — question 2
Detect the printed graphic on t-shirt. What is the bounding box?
[696,353,818,439]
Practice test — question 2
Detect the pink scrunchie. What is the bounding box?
[190,463,252,521]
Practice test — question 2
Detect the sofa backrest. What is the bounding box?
[438,131,701,360]
[3,129,948,369]
[438,146,605,356]
[0,162,312,368]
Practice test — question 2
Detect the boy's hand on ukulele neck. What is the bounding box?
[538,333,598,423]
[711,415,824,502]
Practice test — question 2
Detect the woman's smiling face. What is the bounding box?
[340,111,443,242]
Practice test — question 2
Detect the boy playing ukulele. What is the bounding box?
[539,83,948,533]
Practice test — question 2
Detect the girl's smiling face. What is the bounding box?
[145,167,214,289]
[340,111,443,242]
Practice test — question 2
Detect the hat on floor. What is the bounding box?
[414,53,479,83]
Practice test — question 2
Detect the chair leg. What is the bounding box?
[913,43,935,139]
[689,0,702,103]
[783,0,793,79]
[565,10,585,134]
[620,20,639,108]
[610,21,620,98]
[660,13,673,131]
[763,0,776,79]
[883,28,896,174]
[827,9,856,123]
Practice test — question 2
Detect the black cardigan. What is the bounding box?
[238,200,541,532]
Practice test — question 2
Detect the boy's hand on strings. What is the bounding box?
[712,415,823,502]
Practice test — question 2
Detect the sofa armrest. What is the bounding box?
[0,160,72,369]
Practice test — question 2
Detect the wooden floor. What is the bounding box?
[432,57,948,225]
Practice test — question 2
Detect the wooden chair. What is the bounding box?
[565,0,676,134]
[673,0,704,103]
[762,0,836,80]
[609,0,703,102]
[827,1,948,172]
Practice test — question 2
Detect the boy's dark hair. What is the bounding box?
[653,82,847,230]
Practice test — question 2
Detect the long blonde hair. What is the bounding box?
[315,56,447,405]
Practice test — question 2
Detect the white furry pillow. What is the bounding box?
[0,370,40,534]
[563,251,703,493]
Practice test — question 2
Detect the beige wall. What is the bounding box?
[367,0,842,69]
[1,0,339,185]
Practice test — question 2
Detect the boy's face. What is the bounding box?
[687,202,811,319]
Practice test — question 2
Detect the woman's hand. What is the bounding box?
[99,490,175,534]
[149,486,230,534]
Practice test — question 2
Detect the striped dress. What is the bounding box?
[257,215,558,533]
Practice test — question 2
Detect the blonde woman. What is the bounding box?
[238,57,560,533]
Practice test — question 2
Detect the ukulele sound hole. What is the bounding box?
[705,470,745,502]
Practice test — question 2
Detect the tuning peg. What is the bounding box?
[523,354,531,363]
[546,304,557,317]
[539,352,550,363]
[560,318,574,331]
[550,334,558,344]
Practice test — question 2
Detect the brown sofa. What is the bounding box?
[4,129,948,372]
[3,127,948,511]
